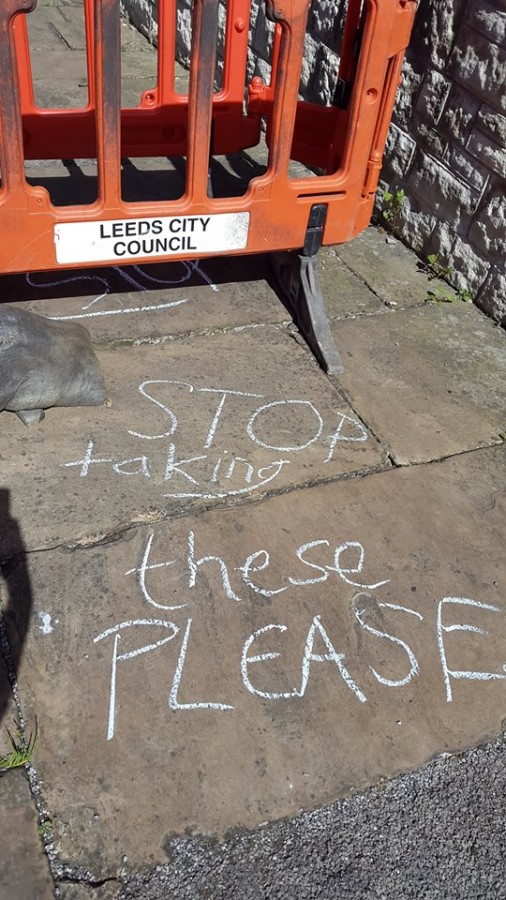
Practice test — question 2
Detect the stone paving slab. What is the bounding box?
[28,43,157,108]
[2,254,287,344]
[335,227,439,307]
[334,302,506,464]
[314,248,385,320]
[0,770,54,900]
[8,446,505,873]
[0,327,385,553]
[0,653,15,759]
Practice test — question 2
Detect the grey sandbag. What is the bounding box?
[0,304,107,425]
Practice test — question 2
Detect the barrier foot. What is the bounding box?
[270,251,344,375]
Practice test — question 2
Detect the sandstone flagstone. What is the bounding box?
[3,252,287,345]
[334,302,506,465]
[0,770,54,900]
[8,446,505,873]
[0,327,385,552]
[335,227,437,307]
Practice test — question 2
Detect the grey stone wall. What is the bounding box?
[121,0,506,322]
[380,0,506,323]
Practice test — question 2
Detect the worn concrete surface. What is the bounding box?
[0,2,505,898]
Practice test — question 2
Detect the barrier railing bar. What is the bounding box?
[0,2,32,197]
[220,0,250,104]
[185,0,220,203]
[95,0,121,207]
[12,13,35,115]
[85,0,96,108]
[156,0,176,105]
[265,0,308,183]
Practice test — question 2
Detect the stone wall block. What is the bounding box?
[414,122,448,158]
[444,145,490,193]
[450,26,506,112]
[306,44,339,105]
[217,3,227,58]
[300,34,319,94]
[252,2,275,62]
[392,59,425,129]
[309,0,346,48]
[477,104,506,144]
[249,0,261,31]
[121,0,156,44]
[384,123,417,176]
[439,84,481,143]
[252,57,272,86]
[468,190,506,259]
[466,0,506,46]
[408,151,478,224]
[415,70,452,123]
[475,269,506,322]
[466,130,506,178]
[409,0,465,70]
[427,223,490,294]
[175,3,192,62]
[386,193,437,254]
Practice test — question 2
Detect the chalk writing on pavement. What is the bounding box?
[25,259,217,320]
[90,528,506,740]
[61,381,369,499]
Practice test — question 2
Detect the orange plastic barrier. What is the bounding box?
[0,0,417,272]
[0,0,416,370]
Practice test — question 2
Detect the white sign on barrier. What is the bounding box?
[54,212,250,264]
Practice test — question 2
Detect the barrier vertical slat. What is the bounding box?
[220,0,250,103]
[338,0,365,84]
[85,0,95,107]
[267,0,308,180]
[0,3,32,197]
[12,14,36,115]
[157,0,176,105]
[185,0,219,204]
[94,0,121,207]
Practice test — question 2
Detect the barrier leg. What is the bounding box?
[270,252,344,375]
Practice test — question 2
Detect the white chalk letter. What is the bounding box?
[94,619,180,740]
[300,615,367,702]
[128,380,181,440]
[247,400,323,452]
[333,541,389,590]
[187,530,241,601]
[354,602,422,687]
[239,550,287,598]
[241,624,300,699]
[436,597,506,703]
[288,540,330,586]
[169,618,234,710]
[124,532,186,611]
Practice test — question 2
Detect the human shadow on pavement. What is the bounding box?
[0,489,32,730]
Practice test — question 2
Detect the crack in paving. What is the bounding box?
[0,462,394,560]
[95,321,292,353]
[2,438,504,562]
